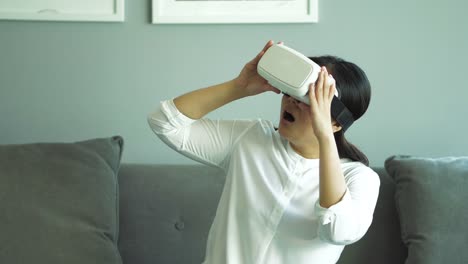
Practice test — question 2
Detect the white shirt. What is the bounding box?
[148,100,380,264]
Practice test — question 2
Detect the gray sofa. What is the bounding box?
[117,164,407,264]
[2,137,466,264]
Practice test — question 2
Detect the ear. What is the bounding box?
[332,121,342,133]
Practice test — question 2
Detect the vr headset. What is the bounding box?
[257,44,355,132]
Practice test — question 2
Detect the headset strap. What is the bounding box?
[331,96,354,132]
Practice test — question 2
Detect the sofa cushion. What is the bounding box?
[385,155,468,264]
[0,136,124,264]
[117,164,225,264]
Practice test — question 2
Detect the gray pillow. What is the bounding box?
[0,136,124,264]
[385,155,468,264]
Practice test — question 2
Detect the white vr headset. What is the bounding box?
[257,44,355,131]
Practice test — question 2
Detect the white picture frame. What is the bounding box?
[152,0,318,24]
[0,0,125,22]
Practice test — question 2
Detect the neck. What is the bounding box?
[290,141,320,159]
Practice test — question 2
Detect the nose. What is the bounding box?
[286,94,300,104]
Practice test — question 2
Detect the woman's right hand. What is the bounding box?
[173,40,282,119]
[234,40,281,96]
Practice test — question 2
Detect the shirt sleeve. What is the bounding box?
[314,164,380,245]
[147,99,256,170]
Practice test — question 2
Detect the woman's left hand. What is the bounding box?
[299,66,337,140]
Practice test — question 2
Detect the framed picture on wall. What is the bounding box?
[0,0,124,22]
[152,0,318,24]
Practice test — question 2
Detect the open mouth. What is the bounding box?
[283,110,295,123]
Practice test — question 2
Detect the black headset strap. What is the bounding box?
[331,96,354,132]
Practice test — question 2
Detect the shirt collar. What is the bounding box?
[286,141,320,167]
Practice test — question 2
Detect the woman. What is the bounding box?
[148,40,380,264]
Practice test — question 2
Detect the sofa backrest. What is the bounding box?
[118,164,224,264]
[117,164,407,264]
[337,168,407,264]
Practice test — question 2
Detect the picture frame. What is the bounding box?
[0,0,125,22]
[152,0,318,24]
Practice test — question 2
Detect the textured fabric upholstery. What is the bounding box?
[0,136,124,264]
[117,165,406,264]
[337,167,407,263]
[385,155,468,264]
[118,164,225,264]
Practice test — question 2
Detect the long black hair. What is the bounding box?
[309,56,371,166]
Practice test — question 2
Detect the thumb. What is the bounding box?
[263,83,281,94]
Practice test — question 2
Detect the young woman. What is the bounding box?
[148,40,380,264]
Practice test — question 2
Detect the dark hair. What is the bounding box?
[308,56,371,166]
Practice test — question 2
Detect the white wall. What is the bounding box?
[0,0,466,166]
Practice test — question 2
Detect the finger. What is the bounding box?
[324,73,336,101]
[316,67,325,104]
[264,83,281,94]
[328,75,336,101]
[322,68,330,100]
[308,82,319,113]
[262,40,274,53]
[250,40,274,65]
[250,50,265,64]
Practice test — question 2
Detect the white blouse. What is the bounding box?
[148,100,380,264]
